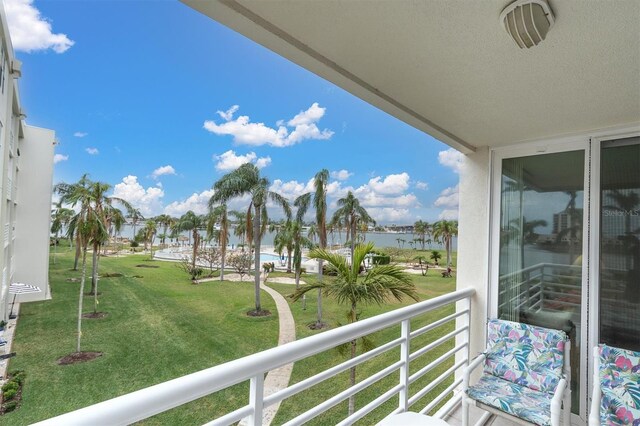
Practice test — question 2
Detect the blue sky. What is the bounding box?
[8,0,462,224]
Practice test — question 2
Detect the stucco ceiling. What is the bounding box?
[183,0,640,153]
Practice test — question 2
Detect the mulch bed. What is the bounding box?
[308,322,328,330]
[246,309,272,317]
[84,292,102,296]
[136,264,159,268]
[57,351,103,365]
[101,272,124,278]
[82,312,108,319]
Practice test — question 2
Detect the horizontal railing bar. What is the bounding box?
[419,377,463,415]
[35,288,475,426]
[408,358,467,405]
[202,405,253,426]
[264,337,403,407]
[336,384,404,426]
[282,360,404,426]
[410,310,468,339]
[409,327,467,362]
[409,345,466,386]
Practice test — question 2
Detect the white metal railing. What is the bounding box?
[3,223,9,243]
[6,177,11,200]
[34,288,475,426]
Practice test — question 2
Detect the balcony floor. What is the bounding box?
[444,403,517,426]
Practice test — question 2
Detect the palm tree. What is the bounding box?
[273,222,294,273]
[143,220,158,258]
[210,163,291,314]
[55,174,92,270]
[207,203,230,281]
[430,249,442,266]
[413,220,431,250]
[230,210,251,249]
[128,209,144,248]
[294,169,330,328]
[290,242,418,416]
[331,191,375,262]
[51,202,74,264]
[154,214,173,248]
[178,211,205,272]
[432,220,458,267]
[291,221,313,289]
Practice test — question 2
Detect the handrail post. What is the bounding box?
[249,373,265,426]
[398,319,411,412]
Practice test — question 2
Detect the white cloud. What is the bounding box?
[203,103,334,147]
[366,207,412,223]
[366,173,410,195]
[214,150,271,172]
[112,175,164,217]
[438,148,465,174]
[151,165,176,179]
[434,184,459,220]
[330,169,353,181]
[85,147,99,155]
[53,154,68,164]
[4,0,74,53]
[269,178,316,201]
[73,132,88,138]
[164,189,215,217]
[416,181,429,190]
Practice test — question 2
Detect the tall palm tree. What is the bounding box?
[331,191,375,262]
[55,174,92,270]
[295,168,330,328]
[128,209,144,247]
[432,220,458,267]
[105,206,126,255]
[290,242,418,416]
[413,220,431,250]
[178,211,205,272]
[273,222,294,273]
[210,163,291,314]
[292,221,314,289]
[207,203,230,281]
[51,202,74,264]
[154,214,173,248]
[143,220,158,258]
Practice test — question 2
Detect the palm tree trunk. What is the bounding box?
[253,205,262,312]
[350,219,356,264]
[94,246,101,314]
[90,243,98,294]
[192,231,198,271]
[316,260,324,327]
[220,247,226,281]
[73,235,81,270]
[77,248,88,353]
[295,267,300,289]
[287,248,292,273]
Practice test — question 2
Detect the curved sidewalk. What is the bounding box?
[241,274,297,426]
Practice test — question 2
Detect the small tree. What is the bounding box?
[228,252,252,282]
[430,250,442,266]
[198,247,221,276]
[178,256,204,282]
[413,255,429,276]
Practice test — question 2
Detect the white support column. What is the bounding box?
[248,373,265,426]
[398,319,411,412]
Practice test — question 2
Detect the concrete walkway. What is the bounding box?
[240,273,297,426]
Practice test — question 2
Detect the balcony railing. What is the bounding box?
[34,288,475,425]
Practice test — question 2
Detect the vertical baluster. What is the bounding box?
[398,319,411,412]
[248,373,264,426]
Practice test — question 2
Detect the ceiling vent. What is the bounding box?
[500,0,555,49]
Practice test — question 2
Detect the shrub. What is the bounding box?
[3,400,17,412]
[1,382,18,393]
[2,388,16,401]
[371,255,390,265]
[130,241,139,248]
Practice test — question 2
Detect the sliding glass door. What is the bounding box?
[598,137,640,351]
[495,149,585,415]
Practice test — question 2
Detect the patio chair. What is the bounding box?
[462,319,571,426]
[589,344,640,425]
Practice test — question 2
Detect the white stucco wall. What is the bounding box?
[13,124,54,303]
[456,147,491,359]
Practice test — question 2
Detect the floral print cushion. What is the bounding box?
[598,344,640,425]
[484,319,567,394]
[466,375,553,426]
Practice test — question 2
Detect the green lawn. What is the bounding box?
[6,248,457,425]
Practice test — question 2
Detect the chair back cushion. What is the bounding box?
[484,319,567,395]
[598,344,640,425]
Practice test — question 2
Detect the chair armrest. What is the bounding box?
[550,378,567,421]
[462,354,486,391]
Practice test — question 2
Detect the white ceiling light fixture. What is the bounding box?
[500,0,555,49]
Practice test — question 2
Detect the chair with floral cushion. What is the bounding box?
[462,319,571,426]
[589,344,640,426]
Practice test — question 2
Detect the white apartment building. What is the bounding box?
[0,5,55,321]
